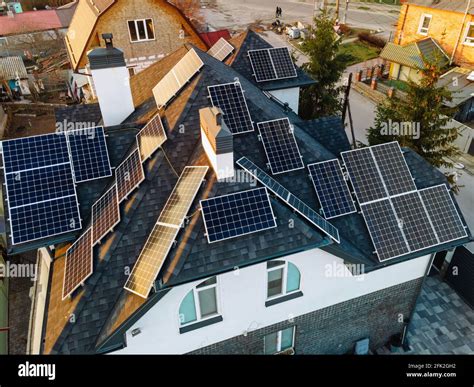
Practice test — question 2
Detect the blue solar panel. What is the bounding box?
[257,118,304,175]
[208,82,254,135]
[66,127,112,183]
[2,134,82,245]
[201,187,276,243]
[10,196,81,244]
[5,163,76,208]
[341,147,387,204]
[237,156,340,243]
[2,133,69,172]
[308,159,356,219]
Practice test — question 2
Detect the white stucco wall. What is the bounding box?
[116,248,431,354]
[268,87,300,113]
[200,128,234,179]
[90,65,134,126]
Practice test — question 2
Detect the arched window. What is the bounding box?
[266,260,301,299]
[179,277,219,326]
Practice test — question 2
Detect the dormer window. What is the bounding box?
[418,14,432,35]
[128,19,155,42]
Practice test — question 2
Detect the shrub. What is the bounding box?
[358,32,387,48]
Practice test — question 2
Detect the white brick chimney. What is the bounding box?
[200,107,234,180]
[87,34,134,126]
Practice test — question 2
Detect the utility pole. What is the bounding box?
[343,0,349,24]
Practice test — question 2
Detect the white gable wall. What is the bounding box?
[116,249,431,354]
[268,87,300,113]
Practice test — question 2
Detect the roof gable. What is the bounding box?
[65,0,206,71]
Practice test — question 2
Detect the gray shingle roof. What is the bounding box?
[42,32,471,354]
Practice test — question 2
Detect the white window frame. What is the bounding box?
[266,260,301,301]
[178,277,221,328]
[264,327,296,354]
[418,14,432,35]
[463,22,474,46]
[127,18,155,43]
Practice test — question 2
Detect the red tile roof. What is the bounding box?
[199,29,231,48]
[0,10,63,36]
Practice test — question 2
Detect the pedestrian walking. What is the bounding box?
[275,6,279,18]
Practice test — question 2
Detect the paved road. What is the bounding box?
[202,0,399,39]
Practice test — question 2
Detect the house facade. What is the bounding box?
[396,0,474,68]
[65,0,206,75]
[117,250,430,355]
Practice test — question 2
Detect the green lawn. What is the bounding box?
[382,78,410,92]
[339,41,381,66]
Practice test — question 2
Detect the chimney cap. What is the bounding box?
[87,33,126,70]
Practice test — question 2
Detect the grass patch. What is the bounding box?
[339,40,381,66]
[358,6,371,10]
[382,78,410,92]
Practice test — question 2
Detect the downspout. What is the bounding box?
[451,0,472,65]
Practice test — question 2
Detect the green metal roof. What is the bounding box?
[380,38,449,69]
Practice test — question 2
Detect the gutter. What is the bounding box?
[450,0,472,65]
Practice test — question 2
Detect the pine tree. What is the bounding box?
[299,10,351,119]
[367,59,459,170]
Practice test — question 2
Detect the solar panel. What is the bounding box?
[10,196,82,245]
[124,166,208,298]
[136,113,167,161]
[5,163,76,208]
[158,166,209,227]
[207,37,234,61]
[116,149,145,203]
[360,199,410,262]
[341,147,387,204]
[236,157,340,243]
[270,47,298,79]
[308,159,356,219]
[124,224,179,298]
[1,134,82,245]
[2,133,69,172]
[391,191,438,251]
[248,47,297,82]
[419,185,467,243]
[208,82,254,135]
[201,187,277,243]
[370,142,416,196]
[92,185,120,245]
[62,228,93,300]
[152,48,204,108]
[65,127,112,183]
[257,118,304,175]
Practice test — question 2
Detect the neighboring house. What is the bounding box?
[380,37,449,83]
[65,0,207,76]
[0,3,77,57]
[396,0,474,68]
[437,67,474,156]
[0,56,30,98]
[7,31,470,355]
[199,29,232,47]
